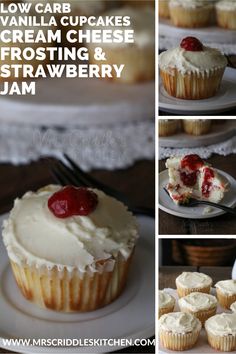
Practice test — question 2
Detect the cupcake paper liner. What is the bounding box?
[177,285,211,298]
[206,332,236,352]
[216,289,236,310]
[179,305,217,325]
[159,120,179,137]
[159,326,201,351]
[159,1,170,19]
[216,10,236,30]
[10,251,133,312]
[160,68,225,100]
[183,120,212,136]
[169,5,213,28]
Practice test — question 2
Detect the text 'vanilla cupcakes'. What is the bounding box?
[159,312,202,351]
[176,272,213,298]
[159,290,175,318]
[178,292,217,325]
[169,0,214,28]
[159,37,227,99]
[87,7,155,83]
[205,313,236,352]
[2,185,139,312]
[216,0,236,30]
[215,280,236,309]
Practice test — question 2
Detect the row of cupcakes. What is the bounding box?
[159,119,212,136]
[159,0,236,30]
[159,272,236,352]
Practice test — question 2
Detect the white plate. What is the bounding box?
[159,68,236,115]
[0,78,154,127]
[0,214,154,354]
[159,18,236,45]
[159,169,236,219]
[159,121,236,148]
[159,288,231,354]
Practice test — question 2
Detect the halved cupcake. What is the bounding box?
[159,37,227,99]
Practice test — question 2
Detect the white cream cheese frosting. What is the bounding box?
[159,46,227,77]
[170,0,214,9]
[2,185,138,273]
[205,313,236,336]
[159,290,175,309]
[216,0,236,11]
[159,312,202,333]
[87,7,155,48]
[215,280,236,295]
[230,301,236,313]
[176,272,212,289]
[179,292,217,312]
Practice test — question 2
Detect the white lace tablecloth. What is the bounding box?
[159,136,236,160]
[0,121,155,171]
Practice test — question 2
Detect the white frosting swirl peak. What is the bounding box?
[215,280,236,296]
[159,45,227,77]
[179,292,217,312]
[176,272,212,289]
[2,185,138,273]
[205,313,236,336]
[216,0,236,11]
[159,312,202,333]
[159,290,175,309]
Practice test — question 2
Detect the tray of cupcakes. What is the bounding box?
[159,271,236,353]
[159,0,236,43]
[159,119,236,147]
[0,1,155,126]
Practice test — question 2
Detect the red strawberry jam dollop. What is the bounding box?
[181,154,204,171]
[180,171,198,187]
[202,167,214,198]
[48,186,98,218]
[180,37,203,52]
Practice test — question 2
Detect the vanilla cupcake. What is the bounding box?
[159,37,227,99]
[179,292,217,325]
[87,7,155,83]
[216,0,236,30]
[176,272,213,298]
[159,290,175,318]
[183,119,212,135]
[169,0,214,28]
[159,119,179,136]
[2,185,138,312]
[215,280,236,309]
[159,312,202,351]
[205,313,236,352]
[159,0,170,18]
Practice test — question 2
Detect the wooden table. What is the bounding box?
[159,154,236,235]
[0,159,155,354]
[159,266,232,290]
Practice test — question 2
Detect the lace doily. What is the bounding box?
[0,121,154,171]
[159,136,236,160]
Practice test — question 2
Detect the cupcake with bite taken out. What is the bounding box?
[2,185,139,312]
[159,36,227,100]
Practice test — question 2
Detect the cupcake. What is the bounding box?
[178,292,217,325]
[2,185,139,312]
[159,119,179,136]
[176,272,213,298]
[159,37,227,99]
[183,119,212,135]
[216,0,236,30]
[86,7,155,83]
[159,0,170,18]
[159,290,175,318]
[159,312,202,351]
[215,280,236,309]
[169,0,214,28]
[205,313,236,352]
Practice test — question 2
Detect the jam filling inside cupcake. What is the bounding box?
[48,186,98,218]
[180,37,203,52]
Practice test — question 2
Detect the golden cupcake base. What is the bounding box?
[177,285,211,298]
[216,289,236,310]
[207,332,236,352]
[169,6,213,28]
[160,327,201,351]
[216,10,236,30]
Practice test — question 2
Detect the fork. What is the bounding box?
[164,188,236,216]
[49,154,155,217]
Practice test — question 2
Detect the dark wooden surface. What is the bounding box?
[159,56,236,116]
[159,154,236,235]
[0,159,155,354]
[159,266,232,290]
